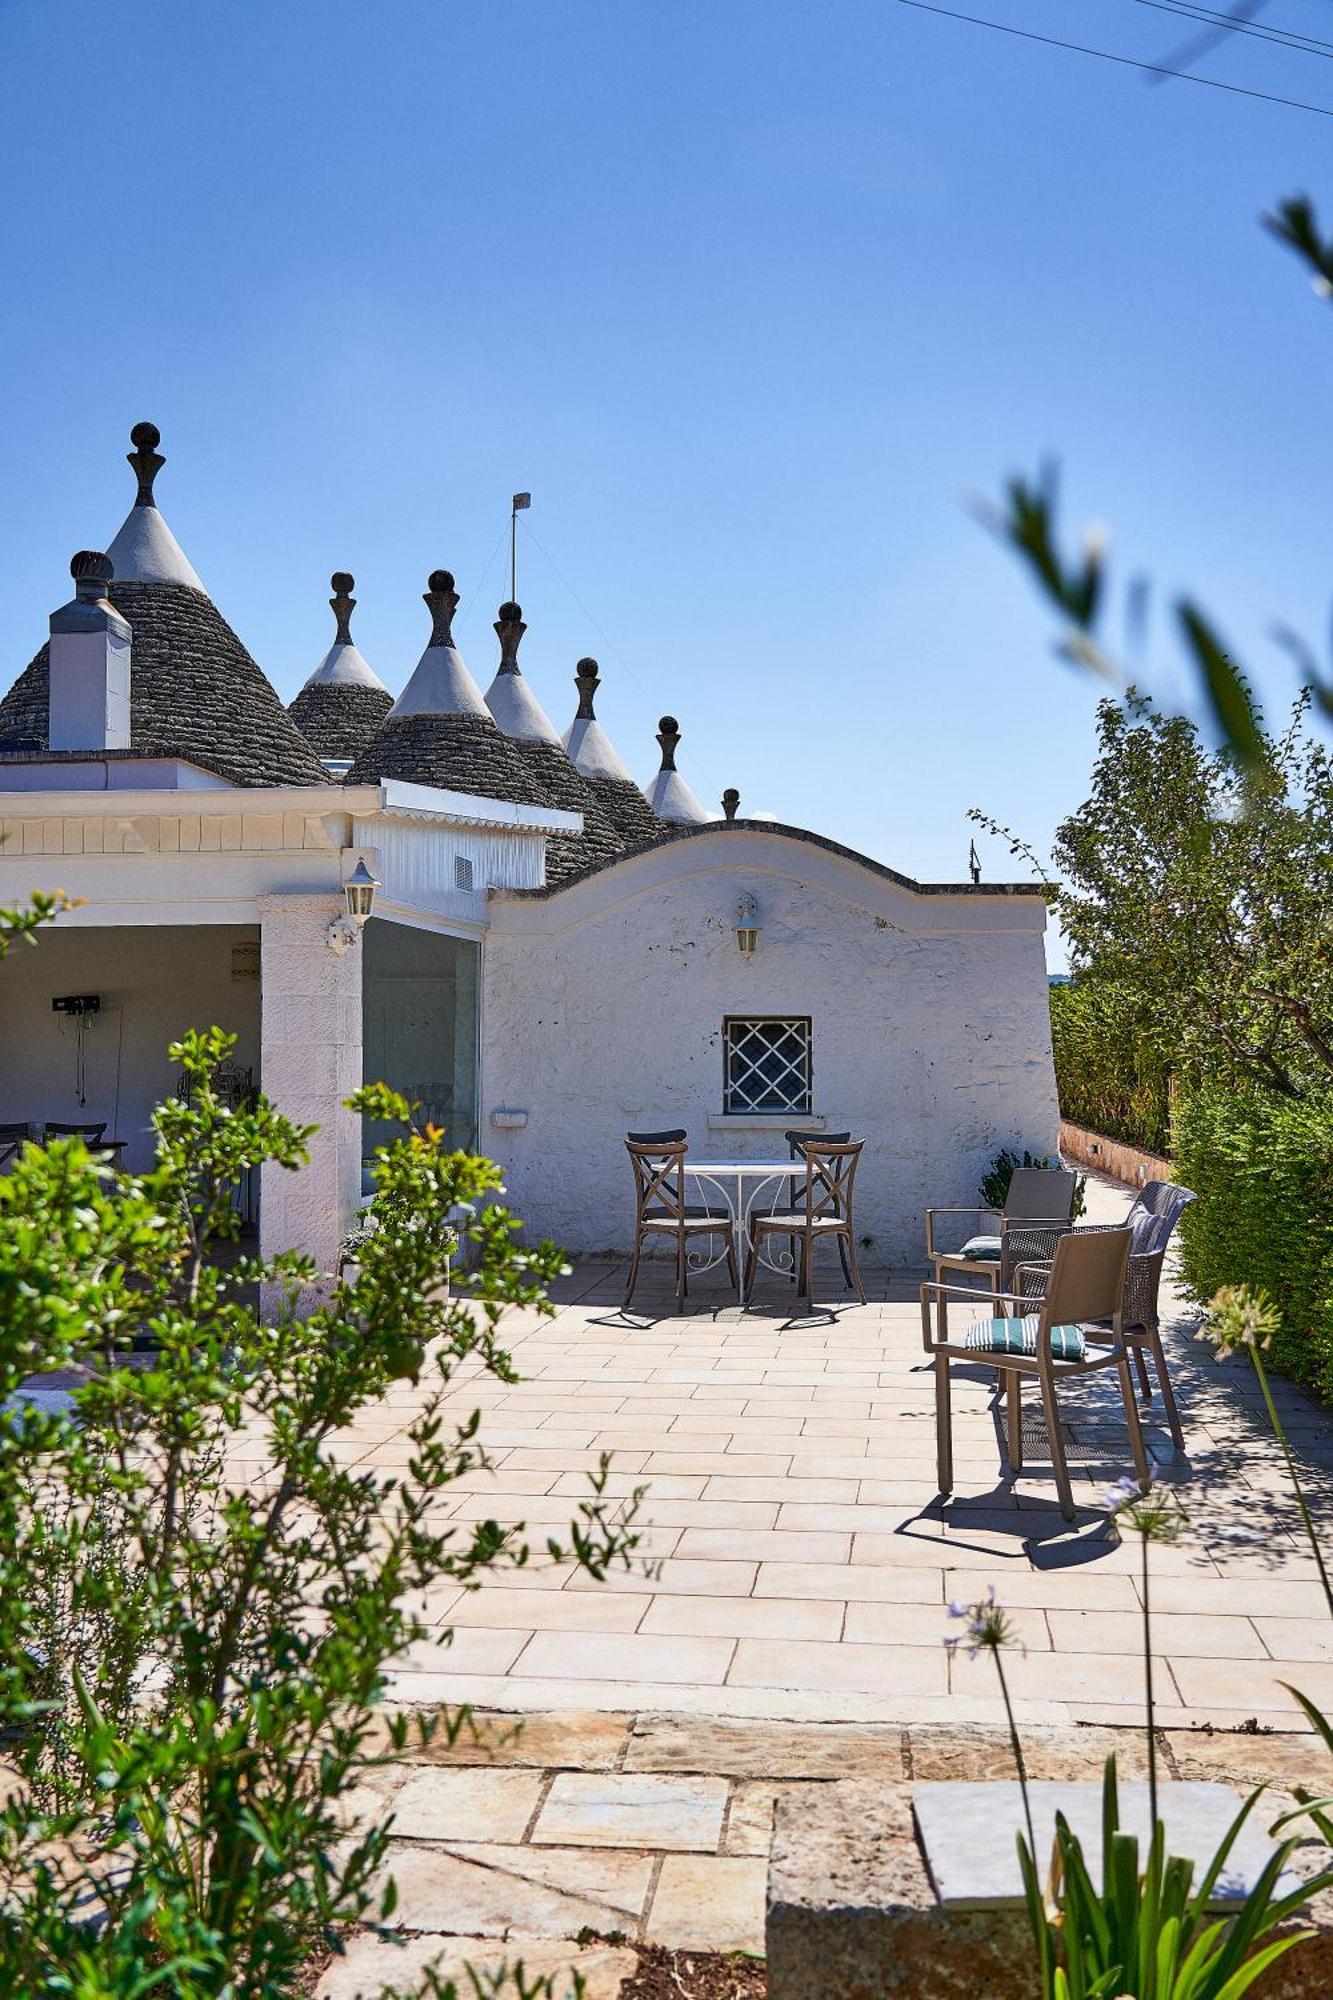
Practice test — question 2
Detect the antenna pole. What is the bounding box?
[509,492,531,604]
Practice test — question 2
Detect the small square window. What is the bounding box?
[723,1016,812,1115]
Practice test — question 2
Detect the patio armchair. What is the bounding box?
[624,1135,736,1311]
[925,1166,1077,1301]
[747,1139,866,1306]
[921,1224,1147,1521]
[1014,1180,1197,1453]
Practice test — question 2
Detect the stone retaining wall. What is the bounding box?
[1060,1116,1174,1189]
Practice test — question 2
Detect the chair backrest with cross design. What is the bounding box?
[625,1137,691,1230]
[795,1139,863,1225]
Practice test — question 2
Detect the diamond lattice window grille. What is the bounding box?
[723,1016,812,1115]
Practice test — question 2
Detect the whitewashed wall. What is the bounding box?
[480,828,1059,1268]
[0,923,260,1171]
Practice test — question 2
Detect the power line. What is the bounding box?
[1133,0,1333,64]
[895,0,1333,114]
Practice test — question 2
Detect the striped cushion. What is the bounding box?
[964,1315,1086,1361]
[959,1234,1002,1261]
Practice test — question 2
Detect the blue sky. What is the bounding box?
[2,0,1331,921]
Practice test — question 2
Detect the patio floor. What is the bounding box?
[361,1172,1333,1736]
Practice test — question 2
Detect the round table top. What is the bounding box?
[684,1160,794,1176]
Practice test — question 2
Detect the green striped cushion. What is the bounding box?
[964,1315,1086,1361]
[959,1234,1002,1261]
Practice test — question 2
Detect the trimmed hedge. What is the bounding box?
[1049,980,1173,1156]
[1175,1086,1333,1400]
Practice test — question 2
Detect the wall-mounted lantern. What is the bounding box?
[326,858,381,954]
[734,891,760,958]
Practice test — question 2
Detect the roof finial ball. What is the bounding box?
[127,422,165,507]
[722,788,740,822]
[656,715,681,771]
[574,657,600,720]
[495,599,527,672]
[330,571,356,646]
[424,569,459,647]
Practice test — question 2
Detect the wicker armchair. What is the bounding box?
[1015,1180,1196,1452]
[926,1166,1078,1301]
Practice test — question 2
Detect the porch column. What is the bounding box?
[257,892,362,1298]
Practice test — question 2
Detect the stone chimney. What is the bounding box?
[48,551,132,752]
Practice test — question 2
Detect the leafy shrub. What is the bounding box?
[1049,977,1175,1156]
[1176,1085,1333,1399]
[0,1027,639,1996]
[980,1148,1086,1220]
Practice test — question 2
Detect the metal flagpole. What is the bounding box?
[510,492,531,600]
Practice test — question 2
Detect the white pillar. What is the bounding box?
[258,893,362,1304]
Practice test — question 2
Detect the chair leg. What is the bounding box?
[1038,1370,1076,1521]
[1006,1373,1023,1471]
[845,1227,867,1306]
[936,1351,954,1496]
[624,1233,643,1308]
[744,1230,758,1302]
[675,1231,686,1311]
[1147,1331,1186,1453]
[798,1230,811,1301]
[837,1233,853,1288]
[787,1233,798,1285]
[1116,1350,1153,1488]
[724,1229,739,1291]
[1134,1347,1153,1401]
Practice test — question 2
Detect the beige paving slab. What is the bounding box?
[1253,1616,1333,1662]
[317,1935,636,2000]
[388,1765,545,1843]
[564,1557,759,1597]
[641,1595,844,1641]
[516,1630,735,1686]
[533,1771,728,1850]
[445,1588,654,1633]
[754,1561,944,1604]
[847,1599,1050,1650]
[394,1629,533,1676]
[1047,1608,1266,1659]
[378,1840,654,1935]
[646,1853,767,1954]
[1167,1654,1333,1713]
[729,1638,948,1698]
[674,1528,850,1563]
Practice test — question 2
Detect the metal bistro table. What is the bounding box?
[682,1159,802,1306]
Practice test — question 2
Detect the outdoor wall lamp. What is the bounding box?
[734,892,760,957]
[326,859,381,954]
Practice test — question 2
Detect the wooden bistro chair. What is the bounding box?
[920,1225,1147,1521]
[785,1129,852,1286]
[926,1166,1077,1303]
[747,1139,866,1306]
[624,1133,737,1311]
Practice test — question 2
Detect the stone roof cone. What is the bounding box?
[643,715,709,824]
[563,657,663,847]
[289,572,392,765]
[482,603,626,877]
[346,571,563,814]
[0,423,326,786]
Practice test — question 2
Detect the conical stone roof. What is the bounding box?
[289,573,392,764]
[345,573,561,812]
[643,715,710,824]
[0,424,326,787]
[482,605,624,881]
[563,657,664,849]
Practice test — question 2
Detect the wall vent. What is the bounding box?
[454,855,475,892]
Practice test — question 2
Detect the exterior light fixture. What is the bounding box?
[326,858,380,954]
[734,892,760,958]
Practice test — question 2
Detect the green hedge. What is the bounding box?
[1049,980,1174,1156]
[1175,1086,1333,1400]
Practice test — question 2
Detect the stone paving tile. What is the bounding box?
[645,1853,767,1954]
[730,1637,947,1698]
[641,1594,844,1641]
[517,1631,736,1686]
[389,1766,545,1843]
[378,1840,654,1935]
[445,1589,653,1633]
[1046,1608,1266,1659]
[1252,1615,1333,1662]
[624,1714,906,1779]
[845,1599,1050,1650]
[533,1772,728,1850]
[316,1935,636,2000]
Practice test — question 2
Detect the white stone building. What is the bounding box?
[0,425,1059,1275]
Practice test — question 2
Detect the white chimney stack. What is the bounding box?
[48,550,132,752]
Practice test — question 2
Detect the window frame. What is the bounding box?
[721,1013,814,1117]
